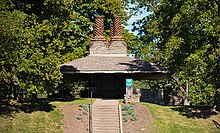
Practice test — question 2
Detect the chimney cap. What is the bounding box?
[114,16,122,18]
[95,15,104,18]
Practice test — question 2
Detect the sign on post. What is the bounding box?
[126,79,133,87]
[125,79,133,103]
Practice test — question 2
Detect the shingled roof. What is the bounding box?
[60,56,166,74]
[60,16,167,76]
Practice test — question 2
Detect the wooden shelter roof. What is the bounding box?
[60,16,167,79]
[60,55,167,74]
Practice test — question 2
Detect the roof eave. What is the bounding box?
[60,70,168,74]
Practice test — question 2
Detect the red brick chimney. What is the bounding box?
[89,16,126,56]
[110,16,124,41]
[90,16,108,46]
[93,16,104,37]
[110,22,114,38]
[89,16,109,55]
[108,16,127,56]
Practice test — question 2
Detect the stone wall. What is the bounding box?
[139,88,190,105]
[140,89,164,104]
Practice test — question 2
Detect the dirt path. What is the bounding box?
[60,102,155,133]
[61,105,88,133]
[122,103,155,133]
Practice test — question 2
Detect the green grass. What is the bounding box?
[1,99,219,133]
[0,98,94,133]
[118,99,124,104]
[141,103,220,133]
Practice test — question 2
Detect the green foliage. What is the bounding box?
[0,98,92,132]
[0,0,128,99]
[122,112,129,122]
[77,104,88,121]
[130,112,138,121]
[58,80,89,98]
[76,115,82,120]
[143,102,220,132]
[123,28,144,56]
[122,103,138,122]
[131,0,220,107]
[79,104,89,112]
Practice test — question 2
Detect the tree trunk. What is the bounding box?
[213,90,220,111]
[171,74,186,97]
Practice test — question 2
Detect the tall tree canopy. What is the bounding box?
[131,0,220,108]
[0,0,128,99]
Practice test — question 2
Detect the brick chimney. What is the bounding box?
[90,16,109,55]
[111,16,123,39]
[109,16,127,56]
[110,23,114,38]
[93,16,104,37]
[89,16,127,56]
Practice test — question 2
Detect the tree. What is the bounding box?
[131,0,220,109]
[0,0,129,100]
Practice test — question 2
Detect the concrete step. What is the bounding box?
[92,114,118,116]
[92,106,118,107]
[92,111,118,115]
[92,108,118,111]
[93,118,119,121]
[93,129,119,132]
[92,106,118,109]
[92,123,119,127]
[93,127,119,130]
[92,111,118,114]
[92,107,118,109]
[93,124,119,127]
[93,129,119,133]
[93,119,119,122]
[92,116,119,121]
[92,105,118,107]
[93,113,118,115]
[91,102,120,133]
[92,113,118,116]
[93,116,118,119]
[92,106,118,108]
[93,117,119,120]
[92,112,118,114]
[93,121,119,124]
[93,122,119,125]
[93,115,118,117]
[92,109,118,112]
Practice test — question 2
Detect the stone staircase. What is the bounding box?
[91,99,120,133]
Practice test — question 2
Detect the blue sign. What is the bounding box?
[126,79,133,87]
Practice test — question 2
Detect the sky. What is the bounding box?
[124,8,150,35]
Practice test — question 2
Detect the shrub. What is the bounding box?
[130,112,138,121]
[122,103,138,122]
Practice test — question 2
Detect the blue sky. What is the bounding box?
[124,9,149,35]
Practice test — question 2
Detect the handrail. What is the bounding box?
[88,91,93,133]
[118,105,123,133]
[88,104,92,133]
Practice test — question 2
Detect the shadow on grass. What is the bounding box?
[20,100,55,113]
[0,97,83,117]
[171,106,218,119]
[212,120,220,128]
[0,99,56,117]
[46,97,77,102]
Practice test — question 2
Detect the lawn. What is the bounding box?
[142,103,220,133]
[0,98,93,133]
[1,99,219,133]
